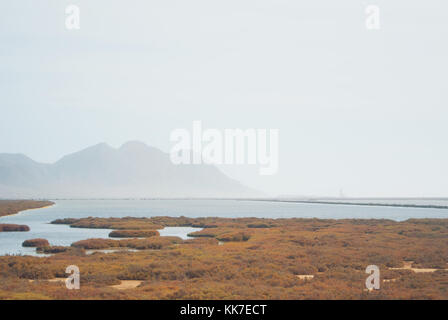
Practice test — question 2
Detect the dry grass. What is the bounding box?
[0,217,447,299]
[0,200,54,217]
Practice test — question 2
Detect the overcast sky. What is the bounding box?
[1,0,447,197]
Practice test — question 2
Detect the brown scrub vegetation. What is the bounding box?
[0,200,53,217]
[109,230,159,238]
[22,239,50,248]
[0,224,30,232]
[0,217,447,299]
[52,217,163,230]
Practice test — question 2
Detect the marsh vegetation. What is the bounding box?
[0,216,447,299]
[0,200,54,217]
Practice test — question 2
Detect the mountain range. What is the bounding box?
[0,141,259,199]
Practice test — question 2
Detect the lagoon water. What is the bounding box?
[1,199,448,256]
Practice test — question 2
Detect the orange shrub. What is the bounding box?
[22,239,50,247]
[0,224,30,232]
[109,230,159,238]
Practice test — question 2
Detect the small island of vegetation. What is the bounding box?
[22,239,50,248]
[0,224,30,232]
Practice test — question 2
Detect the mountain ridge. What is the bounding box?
[0,142,260,199]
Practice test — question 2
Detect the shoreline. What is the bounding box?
[23,198,448,210]
[16,203,55,215]
[253,199,448,210]
[0,200,55,218]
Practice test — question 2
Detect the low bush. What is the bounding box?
[72,236,182,250]
[72,239,118,250]
[22,239,50,247]
[36,246,69,254]
[217,231,251,242]
[109,230,159,238]
[0,224,30,232]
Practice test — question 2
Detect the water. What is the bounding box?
[1,199,448,256]
[159,227,201,239]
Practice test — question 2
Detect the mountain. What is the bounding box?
[0,141,260,198]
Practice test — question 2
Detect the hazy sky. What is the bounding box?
[1,0,447,197]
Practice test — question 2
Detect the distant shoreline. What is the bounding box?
[254,199,448,210]
[6,197,448,210]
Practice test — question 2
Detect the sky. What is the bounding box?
[1,0,448,197]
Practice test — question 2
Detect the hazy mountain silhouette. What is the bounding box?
[0,141,260,198]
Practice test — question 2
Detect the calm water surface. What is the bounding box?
[1,199,448,256]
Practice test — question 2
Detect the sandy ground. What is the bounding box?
[389,261,447,273]
[28,278,66,283]
[85,248,139,255]
[296,275,314,280]
[110,280,142,290]
[28,278,142,290]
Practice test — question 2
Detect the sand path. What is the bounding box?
[296,275,314,280]
[389,261,447,273]
[110,280,142,290]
